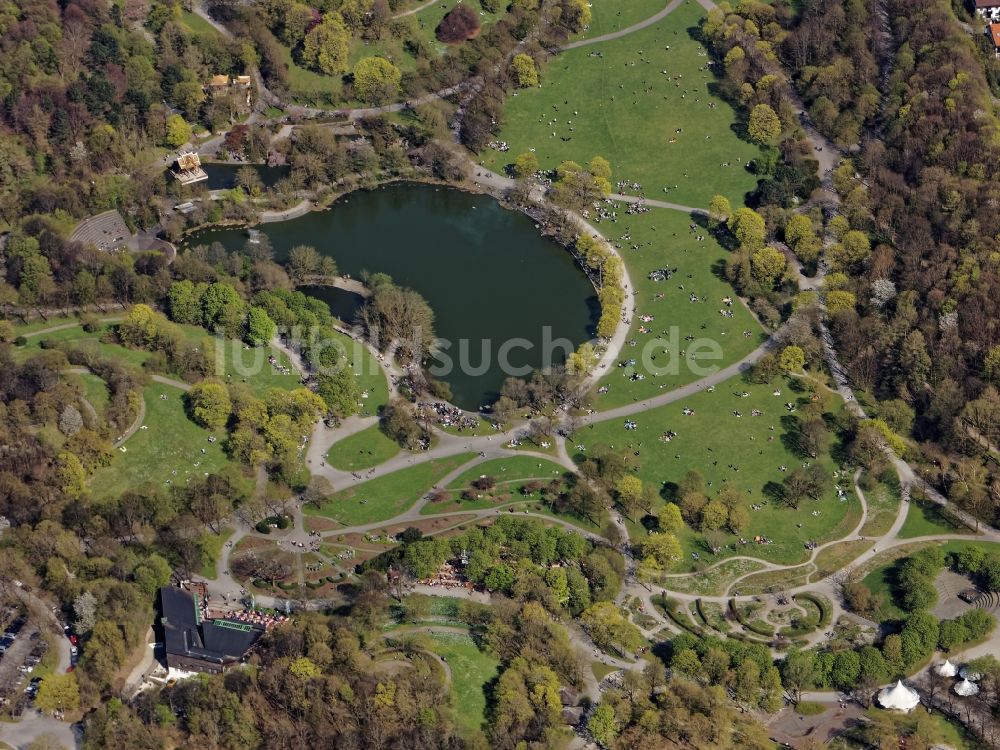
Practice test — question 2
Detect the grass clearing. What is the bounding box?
[484,1,760,207]
[89,383,250,500]
[858,474,901,537]
[180,10,220,37]
[423,630,498,736]
[588,209,764,408]
[577,373,855,568]
[898,497,973,539]
[307,453,476,525]
[71,371,110,416]
[326,424,401,470]
[326,330,390,414]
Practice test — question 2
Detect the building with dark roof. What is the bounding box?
[158,587,264,674]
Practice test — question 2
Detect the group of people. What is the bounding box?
[416,401,479,430]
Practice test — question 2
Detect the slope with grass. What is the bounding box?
[576,373,855,568]
[89,383,252,500]
[483,1,759,206]
[580,0,669,39]
[588,209,763,408]
[422,629,498,736]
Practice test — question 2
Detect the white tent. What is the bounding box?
[954,678,980,697]
[877,680,920,712]
[935,659,958,677]
[960,666,982,681]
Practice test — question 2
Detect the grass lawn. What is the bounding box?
[71,371,110,416]
[446,455,568,488]
[589,209,764,408]
[576,373,856,568]
[591,660,618,682]
[16,320,301,397]
[15,322,151,367]
[326,329,390,414]
[307,453,476,525]
[858,474,901,537]
[660,558,766,596]
[326,424,401,470]
[423,630,498,736]
[89,383,247,499]
[581,0,668,39]
[483,1,760,207]
[180,10,220,36]
[898,497,974,539]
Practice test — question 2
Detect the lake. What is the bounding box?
[185,183,598,409]
[200,162,292,190]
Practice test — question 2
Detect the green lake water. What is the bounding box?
[185,183,598,408]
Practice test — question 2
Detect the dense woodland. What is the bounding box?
[700,0,1000,531]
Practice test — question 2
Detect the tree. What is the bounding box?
[72,592,98,635]
[289,656,321,679]
[511,53,539,87]
[727,505,749,534]
[34,673,80,715]
[168,280,203,324]
[436,3,481,43]
[56,452,88,499]
[658,502,683,533]
[781,650,817,701]
[352,57,402,104]
[616,475,644,518]
[708,194,731,228]
[750,246,786,284]
[748,103,781,144]
[830,649,861,691]
[640,532,681,566]
[562,0,592,32]
[779,345,806,373]
[985,344,1000,385]
[302,16,351,75]
[513,151,539,177]
[188,380,232,431]
[165,114,191,148]
[58,405,84,436]
[728,207,766,249]
[784,214,814,248]
[580,601,643,655]
[700,499,728,530]
[245,307,276,345]
[588,703,618,747]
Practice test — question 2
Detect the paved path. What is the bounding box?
[560,0,682,51]
[393,0,440,18]
[0,711,79,749]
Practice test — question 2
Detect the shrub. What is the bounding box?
[14,336,26,346]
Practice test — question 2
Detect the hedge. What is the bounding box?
[654,595,704,635]
[793,593,831,627]
[728,599,775,637]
